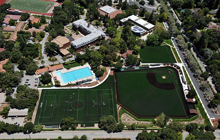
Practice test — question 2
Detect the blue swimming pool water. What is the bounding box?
[56,67,93,84]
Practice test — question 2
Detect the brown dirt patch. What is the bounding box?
[121,113,152,125]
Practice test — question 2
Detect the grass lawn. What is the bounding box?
[63,61,82,69]
[156,22,164,27]
[140,46,176,63]
[3,32,11,39]
[115,68,189,118]
[164,39,174,47]
[9,0,55,13]
[116,26,123,39]
[35,76,118,126]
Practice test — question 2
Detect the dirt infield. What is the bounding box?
[147,72,175,90]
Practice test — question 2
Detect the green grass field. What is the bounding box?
[115,67,188,118]
[35,76,118,127]
[9,0,55,13]
[140,46,176,63]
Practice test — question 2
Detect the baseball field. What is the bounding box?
[114,67,189,118]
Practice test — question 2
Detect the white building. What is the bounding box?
[71,19,106,52]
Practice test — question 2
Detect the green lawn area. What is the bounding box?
[63,61,82,69]
[140,46,176,63]
[116,26,123,39]
[164,39,174,47]
[9,0,55,13]
[35,76,118,127]
[156,22,164,27]
[115,68,189,118]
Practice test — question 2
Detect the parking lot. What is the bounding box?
[0,116,25,126]
[20,75,38,89]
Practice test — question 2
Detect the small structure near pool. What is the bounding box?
[52,63,96,86]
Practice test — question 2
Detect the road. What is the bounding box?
[0,130,141,140]
[172,39,220,119]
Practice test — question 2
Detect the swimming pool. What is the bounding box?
[56,67,93,84]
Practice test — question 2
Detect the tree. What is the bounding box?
[41,72,51,84]
[115,61,122,70]
[149,0,154,5]
[155,113,168,127]
[26,63,38,75]
[50,56,57,65]
[41,60,45,66]
[18,57,31,70]
[186,123,198,132]
[200,72,209,80]
[205,124,215,132]
[45,42,59,55]
[6,87,13,95]
[131,123,136,130]
[186,133,196,140]
[60,117,78,130]
[139,1,145,5]
[62,56,67,63]
[28,20,32,28]
[6,124,19,134]
[125,54,138,66]
[114,123,124,132]
[187,90,196,98]
[216,7,220,18]
[40,16,46,24]
[32,31,36,37]
[20,13,30,21]
[80,135,87,140]
[0,107,10,118]
[23,122,34,134]
[9,19,15,26]
[167,121,183,132]
[55,80,60,87]
[33,124,43,133]
[99,115,117,133]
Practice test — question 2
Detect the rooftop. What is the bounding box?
[0,59,9,73]
[120,15,155,30]
[3,14,21,24]
[99,5,116,14]
[131,25,146,34]
[35,64,64,75]
[121,50,133,58]
[98,6,123,19]
[60,49,70,56]
[51,36,70,48]
[71,19,105,49]
[0,48,5,53]
[8,108,28,117]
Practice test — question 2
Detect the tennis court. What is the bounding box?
[8,0,55,13]
[114,67,189,118]
[35,76,118,127]
[140,46,176,63]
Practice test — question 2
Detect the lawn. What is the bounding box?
[114,67,189,118]
[140,46,176,63]
[156,22,164,27]
[116,26,123,39]
[35,76,118,127]
[63,61,82,69]
[9,0,55,13]
[164,39,174,47]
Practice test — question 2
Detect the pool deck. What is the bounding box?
[51,63,96,86]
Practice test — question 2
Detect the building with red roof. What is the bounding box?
[98,5,123,19]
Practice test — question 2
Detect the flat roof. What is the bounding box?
[8,108,28,117]
[60,49,70,55]
[51,36,70,48]
[71,19,105,49]
[131,25,146,34]
[99,5,116,14]
[120,15,155,30]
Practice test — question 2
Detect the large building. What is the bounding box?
[98,5,123,19]
[71,19,105,52]
[120,15,155,35]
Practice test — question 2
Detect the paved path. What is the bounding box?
[127,0,158,12]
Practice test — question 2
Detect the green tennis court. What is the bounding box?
[140,46,176,63]
[35,76,118,127]
[115,67,189,118]
[9,0,55,13]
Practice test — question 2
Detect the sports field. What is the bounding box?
[140,46,176,63]
[8,0,55,13]
[115,67,189,118]
[35,76,118,127]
